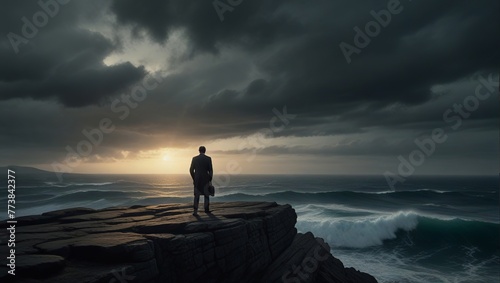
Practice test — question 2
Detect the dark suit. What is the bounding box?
[189,153,213,212]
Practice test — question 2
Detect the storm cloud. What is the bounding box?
[0,0,498,175]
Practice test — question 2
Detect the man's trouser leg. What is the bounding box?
[204,195,209,211]
[193,193,200,213]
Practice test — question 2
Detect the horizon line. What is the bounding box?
[2,165,498,177]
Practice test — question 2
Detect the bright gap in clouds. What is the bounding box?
[83,16,191,73]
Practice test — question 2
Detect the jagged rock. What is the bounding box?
[0,202,377,282]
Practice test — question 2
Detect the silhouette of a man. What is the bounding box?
[189,146,213,215]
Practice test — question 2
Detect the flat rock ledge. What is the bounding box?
[0,202,377,283]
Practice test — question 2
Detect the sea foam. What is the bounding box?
[297,210,419,248]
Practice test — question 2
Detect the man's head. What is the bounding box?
[199,146,206,154]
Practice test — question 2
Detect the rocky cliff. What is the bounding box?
[0,202,377,282]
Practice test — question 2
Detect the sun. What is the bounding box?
[162,155,170,161]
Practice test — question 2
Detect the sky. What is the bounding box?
[0,0,498,178]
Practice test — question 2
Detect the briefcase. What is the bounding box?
[208,182,215,196]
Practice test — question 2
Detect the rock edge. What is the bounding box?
[0,202,377,283]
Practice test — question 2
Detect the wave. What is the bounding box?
[45,190,153,202]
[42,180,165,188]
[218,189,499,208]
[405,215,500,251]
[370,189,450,194]
[43,181,116,187]
[296,211,500,251]
[297,210,419,248]
[223,189,498,199]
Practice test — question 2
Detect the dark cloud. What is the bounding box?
[110,0,302,53]
[0,0,498,173]
[0,0,147,107]
[211,129,498,160]
[103,0,500,144]
[109,0,499,108]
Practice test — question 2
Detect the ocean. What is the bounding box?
[2,173,499,283]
